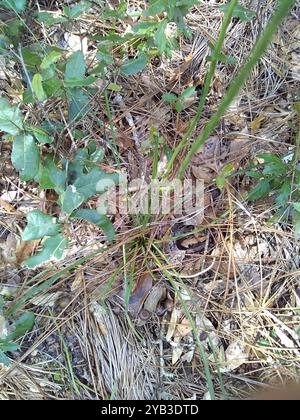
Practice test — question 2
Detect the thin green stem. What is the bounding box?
[164,0,239,177]
[177,0,296,180]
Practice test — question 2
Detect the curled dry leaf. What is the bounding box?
[128,273,153,317]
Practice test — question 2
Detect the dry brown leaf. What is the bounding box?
[220,340,249,373]
[128,273,153,317]
[15,240,39,265]
[192,166,214,182]
[71,269,84,291]
[166,306,181,342]
[175,317,193,338]
[0,197,15,213]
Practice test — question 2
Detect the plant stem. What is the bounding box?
[164,0,239,177]
[177,0,296,180]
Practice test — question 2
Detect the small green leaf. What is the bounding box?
[65,51,85,81]
[0,98,23,135]
[220,3,256,22]
[38,156,67,192]
[107,82,122,92]
[32,73,47,101]
[175,101,184,113]
[73,209,115,241]
[25,234,69,268]
[8,312,35,341]
[216,163,235,189]
[40,50,62,70]
[0,349,11,366]
[248,180,271,201]
[43,79,63,97]
[63,1,90,19]
[74,168,119,200]
[162,93,177,103]
[0,341,19,353]
[154,20,168,54]
[1,0,27,12]
[37,12,68,27]
[67,87,90,122]
[61,185,85,214]
[143,0,165,16]
[29,126,53,144]
[293,203,300,213]
[121,53,148,76]
[64,75,96,88]
[96,47,113,65]
[180,86,196,101]
[22,210,61,241]
[11,134,39,181]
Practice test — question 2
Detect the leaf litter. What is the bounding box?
[0,0,300,401]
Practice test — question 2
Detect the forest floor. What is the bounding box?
[0,0,300,400]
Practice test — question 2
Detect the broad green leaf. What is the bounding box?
[73,209,115,241]
[0,341,19,353]
[22,210,61,241]
[2,18,23,46]
[175,101,184,113]
[154,20,168,54]
[63,1,90,19]
[40,50,62,70]
[1,0,27,12]
[275,181,290,205]
[133,21,158,35]
[257,153,284,165]
[96,47,113,65]
[8,312,35,341]
[67,87,90,122]
[162,93,177,103]
[64,75,96,88]
[61,185,85,214]
[121,53,148,76]
[220,3,256,22]
[0,98,23,135]
[0,350,10,366]
[21,47,42,70]
[180,86,196,100]
[143,0,165,16]
[29,126,53,144]
[216,163,235,189]
[74,168,119,199]
[32,73,47,101]
[65,51,85,81]
[25,234,69,268]
[293,203,300,213]
[248,180,271,201]
[11,134,39,181]
[107,82,122,92]
[38,156,66,192]
[43,79,63,97]
[37,12,68,26]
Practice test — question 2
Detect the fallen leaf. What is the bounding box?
[15,240,39,265]
[220,340,249,373]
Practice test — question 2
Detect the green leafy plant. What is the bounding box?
[0,98,120,268]
[0,297,35,366]
[162,86,196,113]
[95,0,199,76]
[246,152,300,237]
